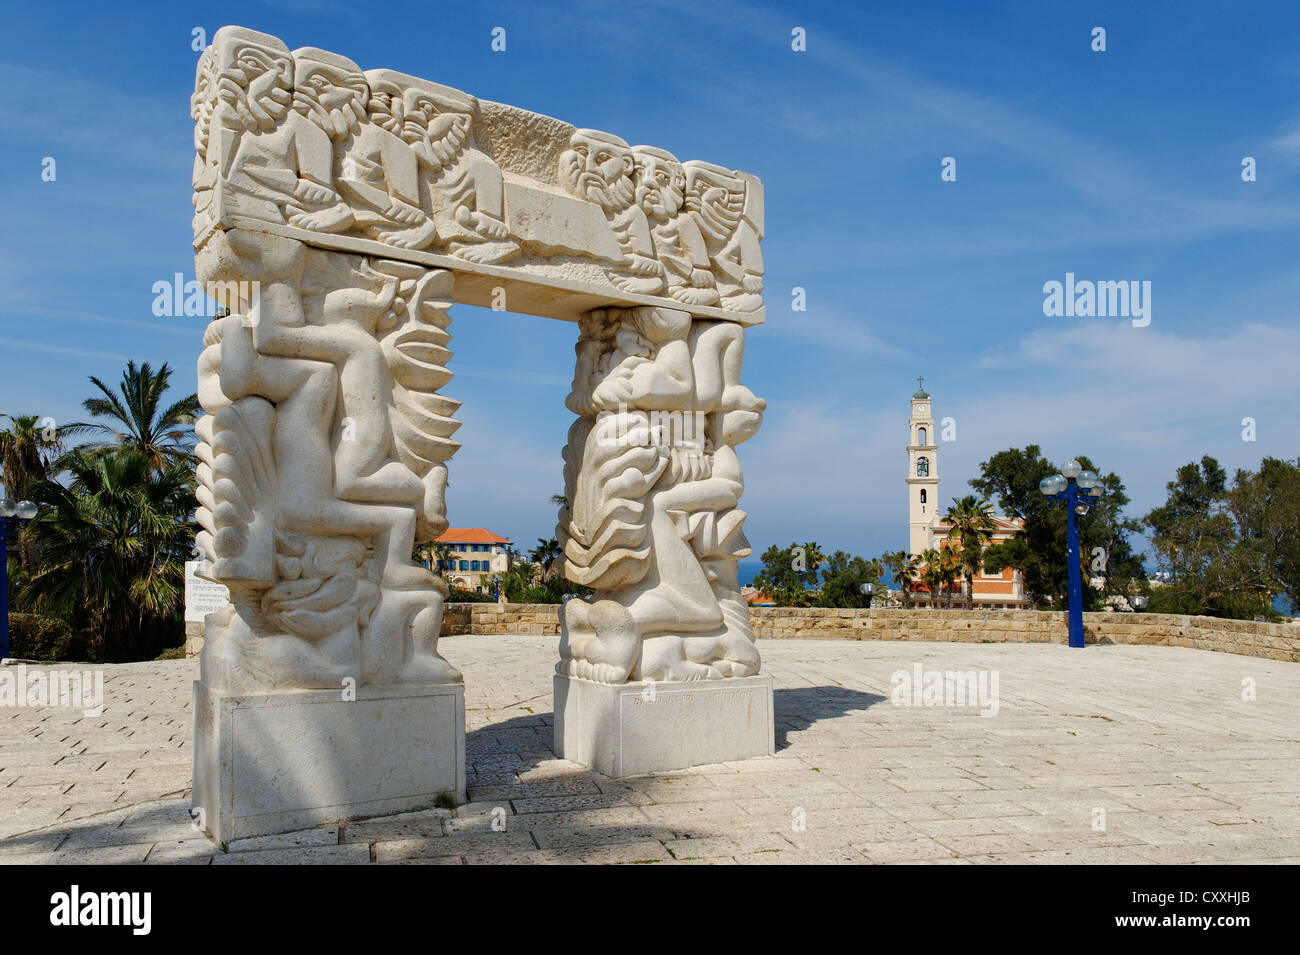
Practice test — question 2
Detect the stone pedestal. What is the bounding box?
[192,680,464,844]
[553,673,774,777]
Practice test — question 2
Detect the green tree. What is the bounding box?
[66,361,200,471]
[973,445,1144,608]
[917,547,945,607]
[752,542,823,606]
[415,540,453,576]
[0,413,69,501]
[1,413,78,588]
[1143,456,1271,619]
[1229,456,1300,613]
[945,495,996,608]
[529,537,563,579]
[21,449,194,661]
[939,548,962,607]
[881,550,919,608]
[816,551,883,608]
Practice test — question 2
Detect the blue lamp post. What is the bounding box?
[0,496,39,660]
[1039,460,1102,648]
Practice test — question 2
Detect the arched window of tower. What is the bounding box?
[918,427,927,445]
[917,457,929,477]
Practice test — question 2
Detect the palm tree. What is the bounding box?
[946,495,997,608]
[550,492,568,510]
[938,548,962,608]
[0,413,69,502]
[800,541,826,589]
[882,550,919,609]
[66,361,200,471]
[918,548,945,608]
[414,540,453,576]
[22,448,195,661]
[511,560,541,589]
[1,413,85,581]
[529,537,563,579]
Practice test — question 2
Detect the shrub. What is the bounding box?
[7,613,93,662]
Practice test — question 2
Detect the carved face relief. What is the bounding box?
[633,149,685,224]
[292,53,368,141]
[217,44,293,132]
[562,131,635,214]
[399,89,471,155]
[192,49,217,154]
[367,79,404,135]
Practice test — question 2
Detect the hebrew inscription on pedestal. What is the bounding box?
[190,24,770,825]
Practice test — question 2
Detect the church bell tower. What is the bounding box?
[907,379,939,556]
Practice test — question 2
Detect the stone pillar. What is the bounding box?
[553,307,774,775]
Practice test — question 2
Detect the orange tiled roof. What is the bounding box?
[435,528,512,544]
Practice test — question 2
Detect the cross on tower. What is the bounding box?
[916,376,924,391]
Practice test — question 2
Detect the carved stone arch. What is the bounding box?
[191,24,769,840]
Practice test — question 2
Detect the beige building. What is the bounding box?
[435,528,512,593]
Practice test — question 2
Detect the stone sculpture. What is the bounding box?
[190,25,769,840]
[556,307,765,683]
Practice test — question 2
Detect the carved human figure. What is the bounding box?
[632,146,719,307]
[334,70,436,250]
[200,28,295,228]
[683,161,765,311]
[193,227,459,691]
[276,46,370,232]
[394,74,518,264]
[191,47,219,236]
[557,307,764,683]
[204,36,366,235]
[560,130,663,293]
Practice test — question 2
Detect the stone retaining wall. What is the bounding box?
[438,604,1300,663]
[441,602,562,636]
[184,603,1298,663]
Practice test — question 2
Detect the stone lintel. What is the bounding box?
[193,25,766,326]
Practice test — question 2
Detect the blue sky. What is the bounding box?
[2,0,1298,561]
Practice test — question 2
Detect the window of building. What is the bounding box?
[919,489,927,503]
[917,456,929,477]
[459,561,469,571]
[917,427,927,445]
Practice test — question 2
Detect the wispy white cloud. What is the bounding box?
[0,336,132,363]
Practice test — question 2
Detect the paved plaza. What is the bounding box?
[1,635,1298,864]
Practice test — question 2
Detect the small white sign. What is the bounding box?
[185,559,230,624]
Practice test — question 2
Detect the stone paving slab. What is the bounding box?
[1,636,1298,864]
